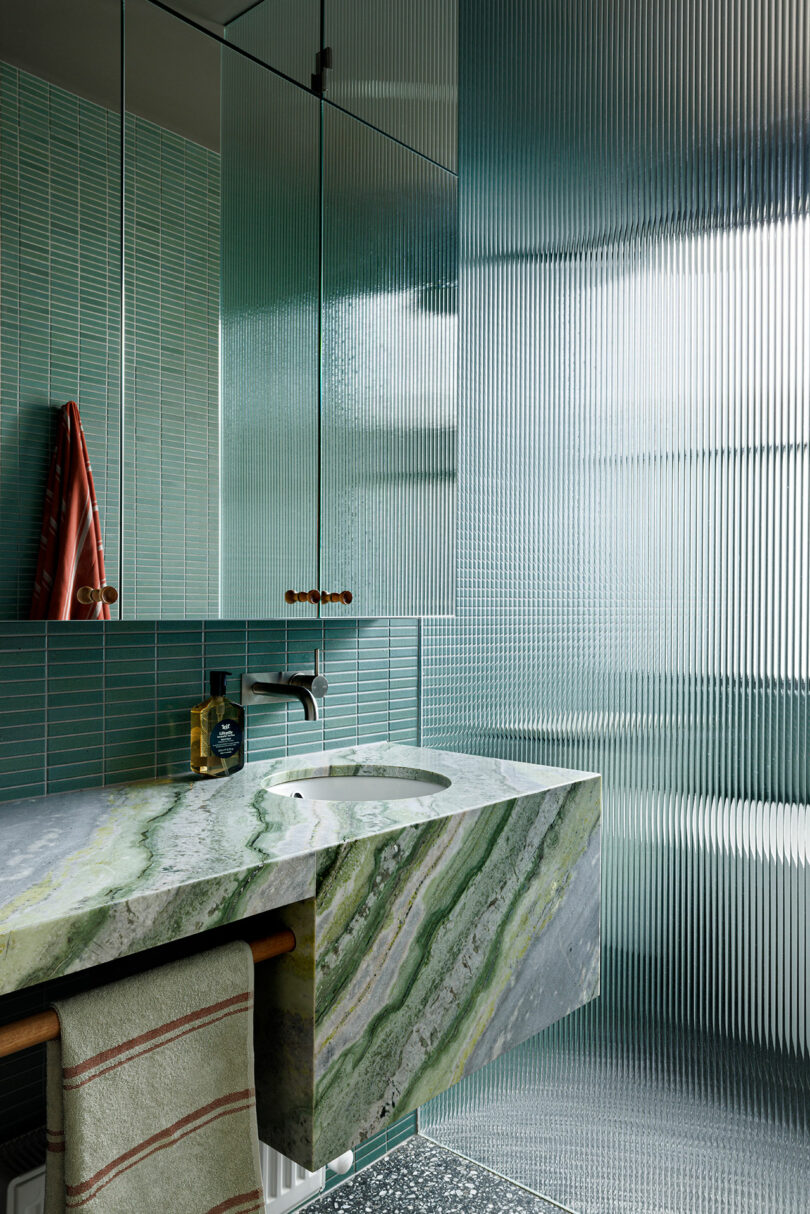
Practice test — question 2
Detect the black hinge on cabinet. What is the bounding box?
[311,46,332,96]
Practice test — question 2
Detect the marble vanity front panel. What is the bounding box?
[252,760,601,1167]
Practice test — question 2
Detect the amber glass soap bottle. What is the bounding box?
[190,670,245,777]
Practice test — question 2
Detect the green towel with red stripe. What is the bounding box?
[45,942,264,1214]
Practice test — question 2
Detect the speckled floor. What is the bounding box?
[304,1136,564,1213]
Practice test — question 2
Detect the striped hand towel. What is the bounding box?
[45,943,264,1214]
[30,400,110,620]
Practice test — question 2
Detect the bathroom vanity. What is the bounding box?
[0,743,600,1169]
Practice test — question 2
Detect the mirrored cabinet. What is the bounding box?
[0,0,457,620]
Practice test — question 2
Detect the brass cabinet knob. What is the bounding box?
[285,589,321,604]
[77,584,118,605]
[285,589,352,606]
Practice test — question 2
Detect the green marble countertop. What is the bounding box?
[0,742,598,997]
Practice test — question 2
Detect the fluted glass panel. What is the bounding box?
[320,107,457,617]
[225,0,320,92]
[421,1,810,1210]
[220,47,320,618]
[326,0,457,171]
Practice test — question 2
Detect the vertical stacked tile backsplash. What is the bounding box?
[0,619,419,804]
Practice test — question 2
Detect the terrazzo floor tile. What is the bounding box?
[304,1136,564,1213]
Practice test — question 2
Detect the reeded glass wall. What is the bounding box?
[420,1,810,1210]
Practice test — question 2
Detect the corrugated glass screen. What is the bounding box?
[420,1,810,1211]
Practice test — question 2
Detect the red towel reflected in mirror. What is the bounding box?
[30,401,111,621]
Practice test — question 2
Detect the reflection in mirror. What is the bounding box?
[0,0,122,619]
[124,0,322,620]
[320,108,457,618]
[123,0,222,617]
[0,0,457,621]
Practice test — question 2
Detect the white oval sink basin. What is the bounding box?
[267,767,449,802]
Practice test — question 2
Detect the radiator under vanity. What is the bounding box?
[1,1136,349,1214]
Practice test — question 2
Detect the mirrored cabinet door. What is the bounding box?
[1,0,456,622]
[123,0,222,618]
[319,107,457,618]
[0,0,122,619]
[124,0,321,621]
[218,31,321,619]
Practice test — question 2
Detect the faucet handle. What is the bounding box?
[289,649,328,699]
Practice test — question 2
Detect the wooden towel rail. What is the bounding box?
[0,928,296,1060]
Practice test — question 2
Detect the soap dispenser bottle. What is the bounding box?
[191,670,245,777]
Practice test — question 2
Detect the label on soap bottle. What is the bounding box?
[209,719,243,758]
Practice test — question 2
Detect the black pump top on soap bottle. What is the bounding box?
[210,670,230,698]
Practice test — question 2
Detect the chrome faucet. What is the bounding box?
[241,650,328,721]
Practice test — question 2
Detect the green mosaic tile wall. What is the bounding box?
[0,618,419,803]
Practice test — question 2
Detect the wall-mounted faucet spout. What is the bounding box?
[241,651,328,721]
[250,680,320,721]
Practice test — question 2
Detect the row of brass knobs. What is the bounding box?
[285,589,353,605]
[77,584,119,605]
[76,584,343,608]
